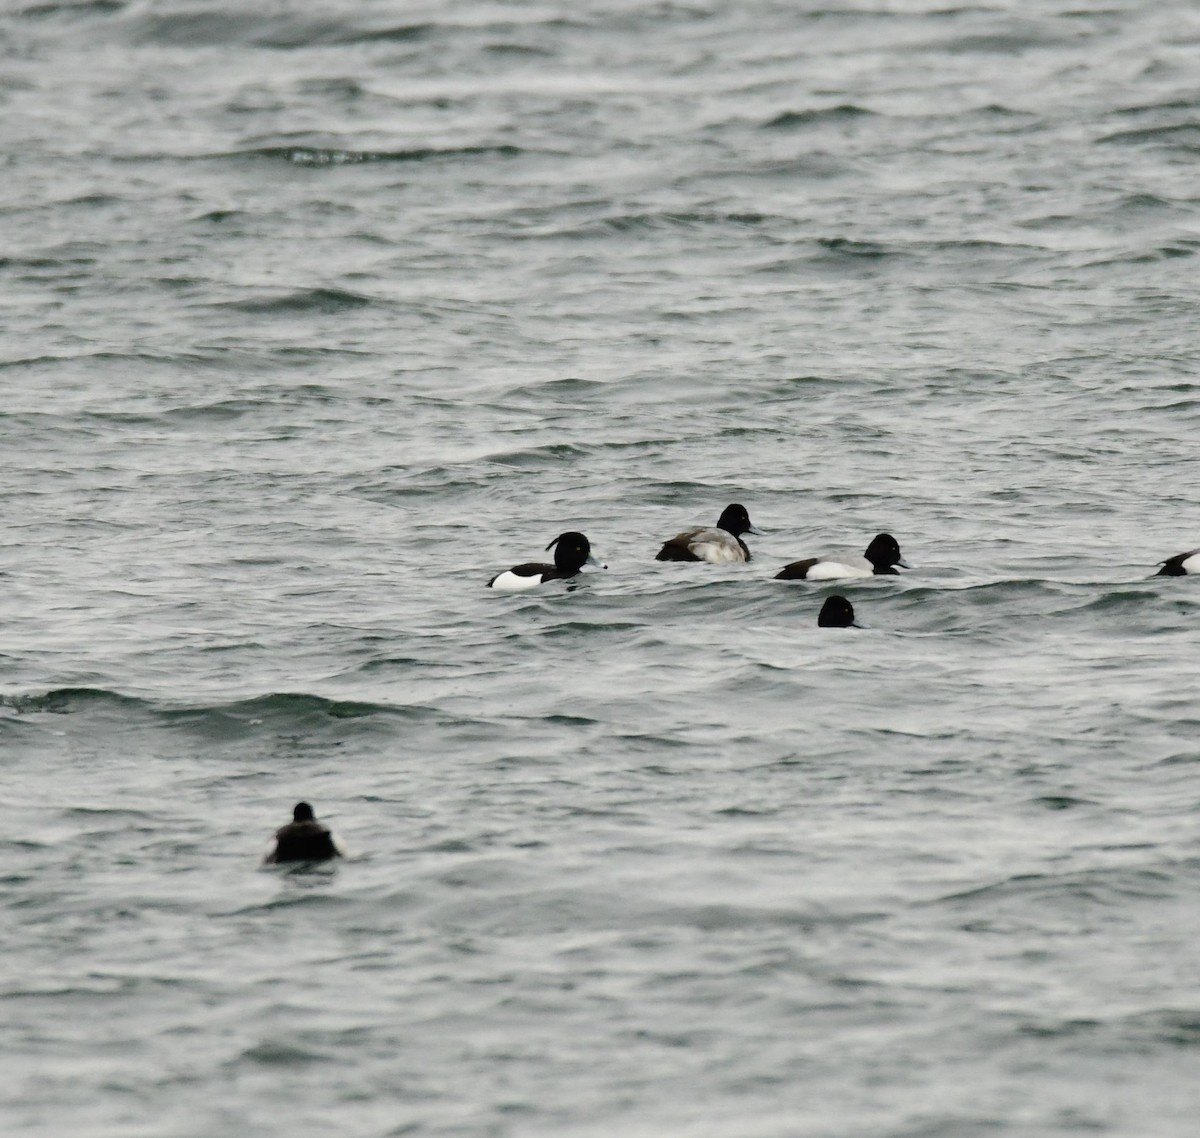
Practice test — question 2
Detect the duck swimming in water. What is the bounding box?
[776,533,909,580]
[264,802,342,864]
[817,595,861,628]
[1155,548,1200,576]
[655,503,760,563]
[488,531,607,590]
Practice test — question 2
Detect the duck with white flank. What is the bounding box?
[776,533,909,580]
[1155,548,1200,576]
[488,531,606,590]
[655,503,760,563]
[265,802,342,864]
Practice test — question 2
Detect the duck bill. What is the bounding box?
[585,554,608,570]
[895,557,912,569]
[745,525,763,536]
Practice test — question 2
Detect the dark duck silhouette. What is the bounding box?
[817,595,861,628]
[265,802,341,864]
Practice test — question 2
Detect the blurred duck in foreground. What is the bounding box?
[1155,548,1200,576]
[817,595,861,628]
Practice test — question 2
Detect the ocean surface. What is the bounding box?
[3,1,1200,1135]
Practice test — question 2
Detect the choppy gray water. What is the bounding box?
[3,1,1200,1135]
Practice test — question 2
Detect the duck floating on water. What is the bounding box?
[264,802,342,864]
[488,531,606,590]
[777,533,909,580]
[655,503,760,563]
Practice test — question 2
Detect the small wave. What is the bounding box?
[1,688,415,735]
[1155,752,1200,767]
[1097,123,1200,150]
[123,12,375,49]
[740,153,852,180]
[559,210,772,238]
[0,687,145,716]
[496,376,610,404]
[0,253,97,272]
[331,23,432,46]
[938,865,1175,915]
[1018,1008,1200,1051]
[753,237,899,276]
[1111,98,1200,119]
[764,105,874,129]
[657,901,874,934]
[816,236,892,260]
[484,42,555,58]
[63,803,154,819]
[238,1041,329,1067]
[975,103,1035,117]
[58,192,121,208]
[931,238,1043,258]
[1128,244,1198,263]
[14,348,215,370]
[192,209,248,224]
[487,442,589,469]
[536,622,644,641]
[73,399,263,427]
[1113,191,1175,213]
[17,0,123,19]
[1067,587,1192,616]
[223,145,523,167]
[162,692,406,733]
[1029,795,1095,811]
[894,579,1076,603]
[933,31,1065,55]
[218,288,376,316]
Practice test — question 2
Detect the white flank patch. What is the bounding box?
[683,529,746,562]
[692,541,745,563]
[804,560,872,580]
[488,569,546,591]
